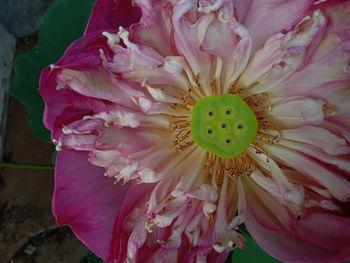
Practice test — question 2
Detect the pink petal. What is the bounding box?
[53,149,129,260]
[85,0,141,34]
[296,212,350,251]
[182,247,229,263]
[245,204,350,263]
[243,0,313,52]
[233,0,253,22]
[205,250,230,263]
[245,211,338,263]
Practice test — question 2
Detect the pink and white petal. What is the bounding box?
[270,98,324,128]
[59,134,98,151]
[240,9,327,93]
[241,176,295,232]
[238,33,286,87]
[63,118,104,135]
[101,44,132,72]
[322,1,350,41]
[323,118,350,143]
[53,149,129,260]
[40,30,119,131]
[213,176,245,251]
[250,170,304,218]
[88,149,120,167]
[109,183,156,262]
[200,18,236,62]
[131,0,175,57]
[50,106,94,141]
[172,1,213,94]
[311,1,350,59]
[266,144,350,202]
[123,65,189,91]
[57,68,142,108]
[173,0,207,74]
[305,82,350,142]
[127,216,149,262]
[243,0,313,53]
[275,41,350,96]
[94,127,153,154]
[306,82,350,139]
[85,0,141,34]
[183,241,230,263]
[222,21,252,92]
[282,126,350,155]
[116,27,165,67]
[279,139,350,172]
[247,46,307,96]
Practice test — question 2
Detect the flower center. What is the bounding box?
[191,94,258,158]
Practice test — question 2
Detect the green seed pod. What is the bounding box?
[191,94,258,158]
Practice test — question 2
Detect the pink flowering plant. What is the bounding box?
[37,0,350,262]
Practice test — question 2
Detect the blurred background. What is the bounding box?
[0,0,92,261]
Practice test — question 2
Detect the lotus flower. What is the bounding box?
[40,0,350,262]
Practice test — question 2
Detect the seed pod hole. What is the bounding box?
[221,123,227,129]
[225,109,231,115]
[206,129,213,135]
[225,138,231,144]
[237,123,244,130]
[208,111,214,117]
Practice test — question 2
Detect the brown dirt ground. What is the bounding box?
[0,34,88,263]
